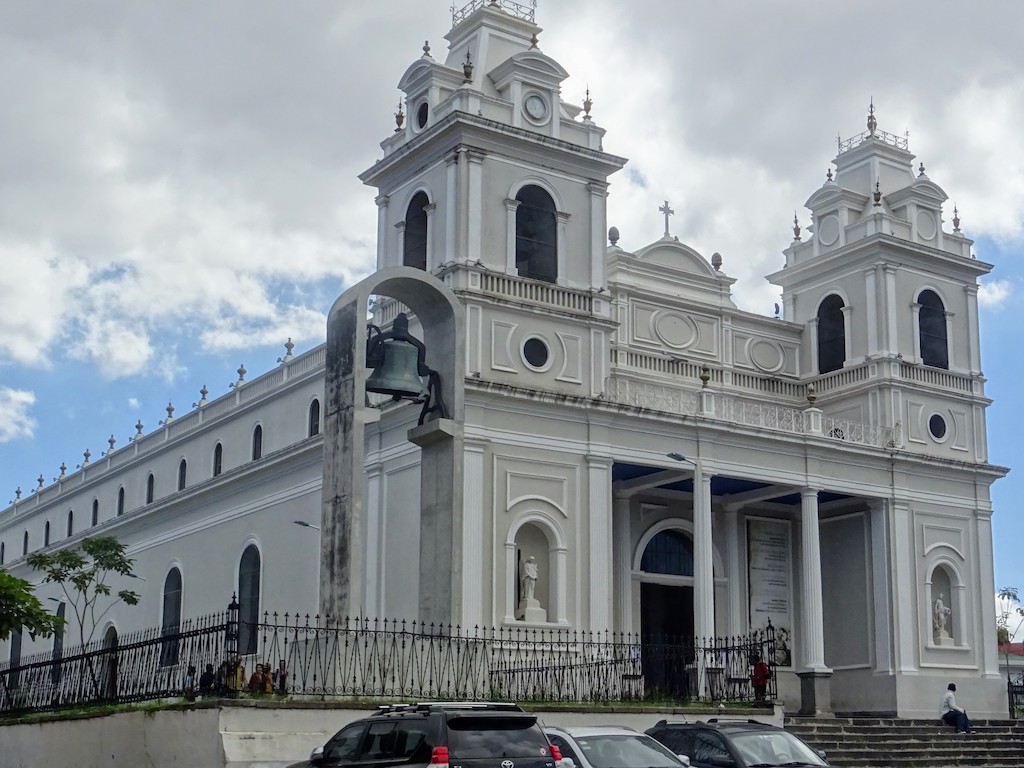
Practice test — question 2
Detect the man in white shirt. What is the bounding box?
[940,682,974,733]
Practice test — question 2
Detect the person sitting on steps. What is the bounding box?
[940,682,974,733]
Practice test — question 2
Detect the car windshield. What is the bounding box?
[447,716,551,759]
[729,731,827,767]
[571,734,682,768]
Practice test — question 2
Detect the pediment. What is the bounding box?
[489,50,570,91]
[634,237,718,278]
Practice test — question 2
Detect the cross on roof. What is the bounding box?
[659,200,674,236]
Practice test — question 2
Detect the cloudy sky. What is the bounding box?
[1,1,1022,598]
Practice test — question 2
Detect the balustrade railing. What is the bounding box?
[0,605,775,716]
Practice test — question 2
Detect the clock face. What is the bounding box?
[524,93,548,121]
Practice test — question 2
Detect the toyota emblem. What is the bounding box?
[501,761,514,768]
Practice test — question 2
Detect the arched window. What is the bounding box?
[308,399,321,437]
[23,530,28,555]
[178,459,187,491]
[515,185,557,283]
[641,529,694,576]
[44,521,50,547]
[817,294,846,374]
[403,191,429,270]
[919,289,949,369]
[213,443,223,477]
[238,545,261,655]
[91,499,99,527]
[252,425,263,461]
[160,568,183,666]
[145,473,155,504]
[117,487,125,516]
[66,510,74,538]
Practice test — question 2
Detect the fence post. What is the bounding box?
[226,594,240,697]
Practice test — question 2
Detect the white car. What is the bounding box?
[544,726,690,768]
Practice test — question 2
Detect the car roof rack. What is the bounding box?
[374,702,523,714]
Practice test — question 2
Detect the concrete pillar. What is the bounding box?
[587,456,613,632]
[797,487,832,716]
[694,461,715,641]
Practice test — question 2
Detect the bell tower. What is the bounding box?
[360,0,627,398]
[769,105,992,461]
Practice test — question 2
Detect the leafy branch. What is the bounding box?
[27,536,140,649]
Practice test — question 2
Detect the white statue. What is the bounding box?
[933,593,951,633]
[521,556,539,601]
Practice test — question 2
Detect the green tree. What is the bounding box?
[27,536,140,648]
[0,570,63,640]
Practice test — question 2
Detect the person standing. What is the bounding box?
[940,682,974,733]
[750,654,771,702]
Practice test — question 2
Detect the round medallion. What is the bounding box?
[818,215,840,246]
[916,210,937,240]
[653,311,697,349]
[524,93,548,121]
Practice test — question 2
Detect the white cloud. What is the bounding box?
[979,279,1013,310]
[127,397,140,409]
[0,387,37,442]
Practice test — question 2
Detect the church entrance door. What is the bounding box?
[638,528,696,699]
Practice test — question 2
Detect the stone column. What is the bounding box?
[693,461,715,641]
[798,488,832,716]
[461,440,486,628]
[587,456,613,632]
[613,493,632,633]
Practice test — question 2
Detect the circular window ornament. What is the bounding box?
[928,413,948,441]
[415,101,429,130]
[523,93,549,123]
[916,210,937,240]
[818,215,840,246]
[522,336,551,371]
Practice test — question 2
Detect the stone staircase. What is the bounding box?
[784,717,1024,768]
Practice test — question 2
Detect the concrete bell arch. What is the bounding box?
[321,267,465,624]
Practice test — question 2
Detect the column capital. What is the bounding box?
[375,194,390,208]
[800,488,820,499]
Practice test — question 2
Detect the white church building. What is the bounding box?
[0,0,1008,718]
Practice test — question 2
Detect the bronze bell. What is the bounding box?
[366,336,427,399]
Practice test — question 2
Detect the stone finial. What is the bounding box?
[608,226,620,246]
[530,31,539,49]
[82,448,91,467]
[826,167,833,182]
[135,420,144,440]
[231,364,247,388]
[394,100,404,133]
[918,162,926,177]
[873,180,882,206]
[792,212,801,241]
[14,486,21,500]
[462,51,474,83]
[867,99,877,136]
[165,401,175,422]
[807,382,817,406]
[37,474,45,489]
[194,384,209,408]
[700,364,711,388]
[952,204,961,234]
[583,87,592,119]
[279,337,295,364]
[711,252,723,271]
[108,434,117,454]
[58,462,67,479]
[422,40,431,58]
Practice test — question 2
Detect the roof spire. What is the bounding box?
[826,167,833,182]
[394,99,404,133]
[583,87,592,119]
[792,212,801,241]
[867,98,877,136]
[953,203,961,234]
[659,200,675,237]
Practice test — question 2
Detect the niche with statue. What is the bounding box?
[515,523,549,623]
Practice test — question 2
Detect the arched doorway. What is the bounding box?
[637,527,695,698]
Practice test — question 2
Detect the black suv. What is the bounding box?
[646,719,829,768]
[289,702,560,768]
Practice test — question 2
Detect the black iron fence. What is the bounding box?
[1009,673,1024,719]
[0,601,776,716]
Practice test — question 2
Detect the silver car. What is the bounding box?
[545,726,689,768]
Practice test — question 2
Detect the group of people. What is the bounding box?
[182,657,288,698]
